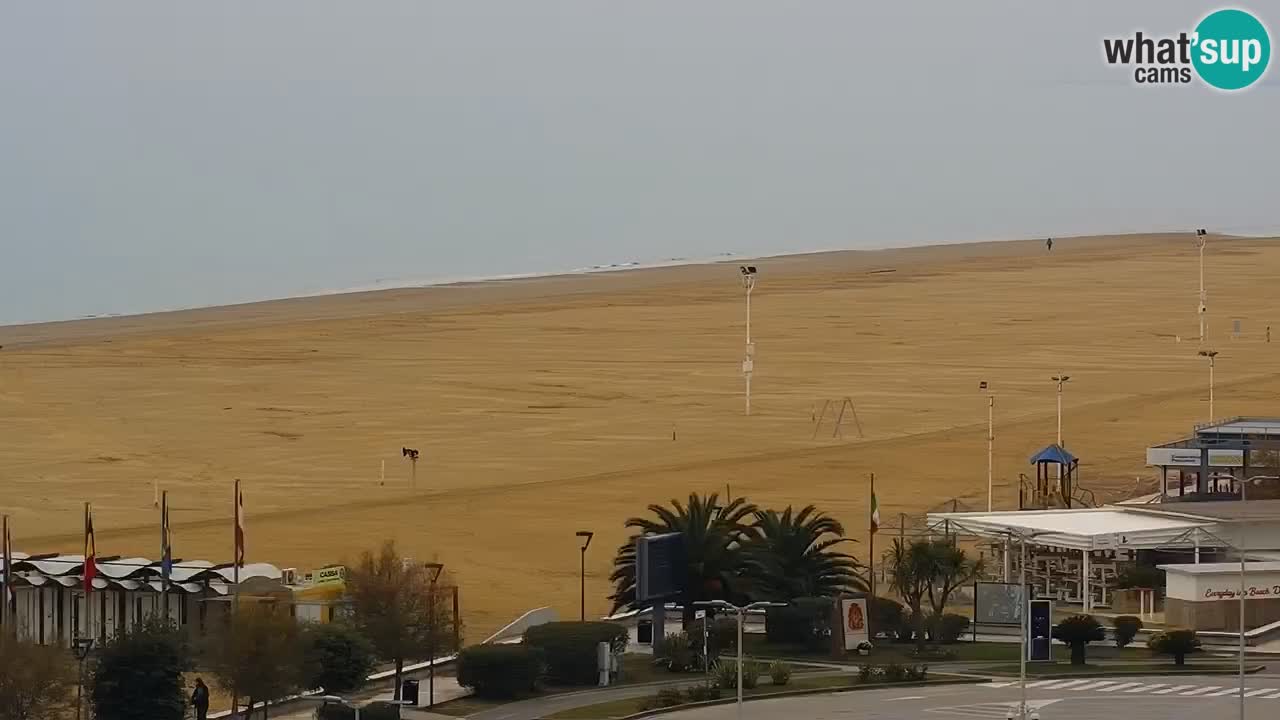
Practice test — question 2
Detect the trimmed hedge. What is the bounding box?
[457,644,545,698]
[929,613,970,644]
[764,597,832,649]
[522,621,628,686]
[316,704,356,720]
[358,703,403,720]
[869,596,906,639]
[1113,615,1143,648]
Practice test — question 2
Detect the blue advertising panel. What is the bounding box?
[1027,599,1053,662]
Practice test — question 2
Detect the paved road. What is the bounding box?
[659,674,1280,720]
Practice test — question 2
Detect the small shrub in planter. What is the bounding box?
[1113,615,1143,648]
[1149,629,1201,665]
[857,664,875,682]
[657,632,694,672]
[881,663,908,682]
[1051,614,1106,665]
[655,687,684,707]
[905,664,929,681]
[768,660,792,686]
[686,683,722,702]
[456,644,544,699]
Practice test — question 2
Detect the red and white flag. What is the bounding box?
[234,481,245,567]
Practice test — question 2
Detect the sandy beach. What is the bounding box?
[3,232,1279,636]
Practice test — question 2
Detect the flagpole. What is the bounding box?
[869,473,876,600]
[84,502,92,643]
[161,491,170,620]
[2,514,9,635]
[232,480,240,615]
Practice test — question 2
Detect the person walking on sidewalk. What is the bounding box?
[191,678,210,720]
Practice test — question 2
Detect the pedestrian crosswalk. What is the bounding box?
[981,679,1280,700]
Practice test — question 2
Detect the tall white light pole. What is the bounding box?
[1198,350,1218,423]
[1052,375,1070,446]
[695,599,784,720]
[739,266,757,416]
[1196,229,1208,343]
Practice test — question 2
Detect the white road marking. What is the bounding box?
[1261,690,1280,699]
[1072,680,1120,690]
[886,696,926,701]
[1244,688,1275,697]
[1098,682,1142,692]
[1023,680,1061,688]
[1205,687,1247,697]
[982,681,1016,688]
[1125,683,1167,693]
[1038,679,1092,689]
[1153,684,1196,694]
[1180,686,1225,696]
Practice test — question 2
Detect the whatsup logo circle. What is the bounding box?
[1192,9,1271,90]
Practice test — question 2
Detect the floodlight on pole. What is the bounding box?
[576,531,593,622]
[1198,350,1218,423]
[739,266,757,416]
[694,599,785,720]
[1196,229,1208,343]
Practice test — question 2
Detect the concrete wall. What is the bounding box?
[1165,597,1280,632]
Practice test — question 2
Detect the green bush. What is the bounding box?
[869,596,906,639]
[456,644,544,699]
[656,632,694,672]
[768,660,792,686]
[1149,629,1201,665]
[857,664,875,682]
[655,687,684,707]
[1052,614,1106,665]
[929,613,970,644]
[881,663,907,682]
[764,597,832,649]
[300,622,377,694]
[685,683,722,702]
[905,664,929,681]
[522,622,628,685]
[316,703,357,720]
[1113,615,1143,648]
[688,616,738,660]
[712,657,762,690]
[358,703,403,720]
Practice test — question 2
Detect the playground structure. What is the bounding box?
[811,397,864,440]
[1019,444,1096,510]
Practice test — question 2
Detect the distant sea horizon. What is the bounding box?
[7,224,1279,330]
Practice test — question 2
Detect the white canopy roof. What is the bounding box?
[927,507,1222,550]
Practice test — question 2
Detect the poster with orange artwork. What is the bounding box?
[841,597,869,650]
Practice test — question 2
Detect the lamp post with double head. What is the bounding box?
[694,599,785,720]
[1196,228,1208,342]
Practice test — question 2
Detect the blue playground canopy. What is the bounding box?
[1029,443,1077,466]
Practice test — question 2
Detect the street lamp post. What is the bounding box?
[981,381,993,512]
[576,531,593,621]
[739,266,757,416]
[694,599,784,720]
[1196,229,1208,342]
[1051,375,1070,446]
[72,637,94,720]
[424,562,444,708]
[1198,350,1218,423]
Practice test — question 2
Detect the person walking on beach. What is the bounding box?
[1046,237,1053,252]
[191,678,210,720]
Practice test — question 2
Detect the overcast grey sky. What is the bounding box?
[2,2,1277,325]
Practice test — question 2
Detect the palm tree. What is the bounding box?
[888,538,932,650]
[744,505,866,601]
[609,493,758,628]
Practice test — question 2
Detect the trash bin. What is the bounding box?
[401,679,420,706]
[637,620,653,644]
